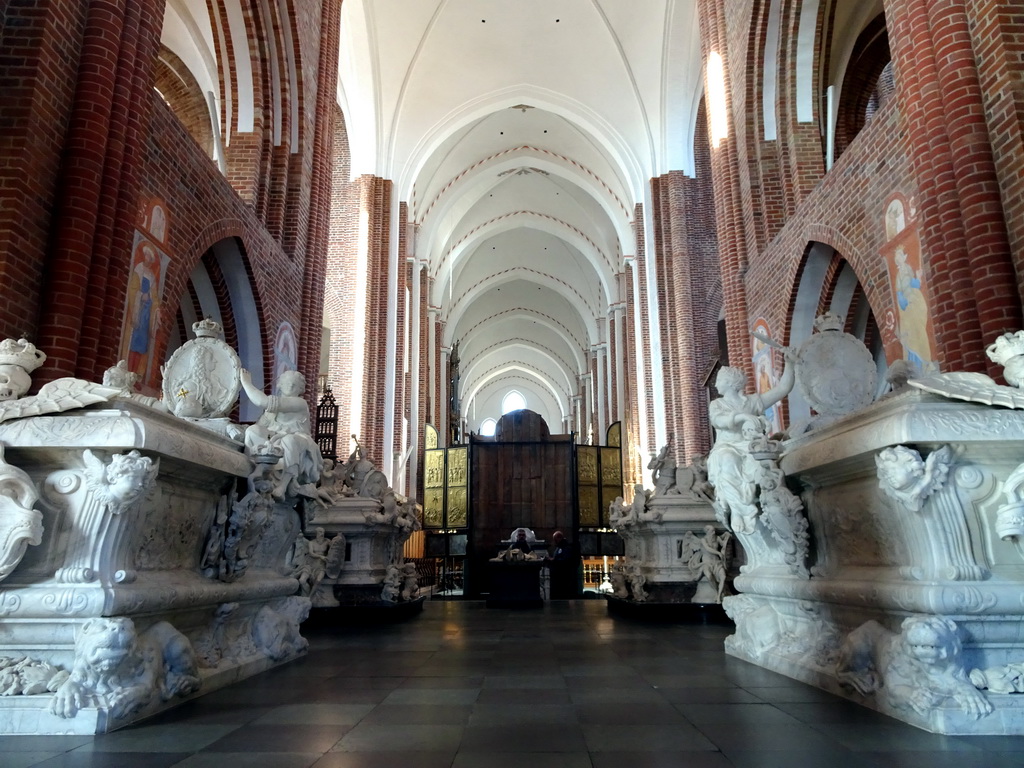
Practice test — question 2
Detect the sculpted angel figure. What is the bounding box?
[648,444,676,496]
[682,525,731,602]
[84,449,160,517]
[240,369,324,500]
[875,445,952,512]
[707,352,795,534]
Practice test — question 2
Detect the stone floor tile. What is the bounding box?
[582,723,718,752]
[202,724,349,753]
[330,723,463,752]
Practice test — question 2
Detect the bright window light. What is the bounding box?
[479,418,497,437]
[708,51,729,149]
[502,391,526,414]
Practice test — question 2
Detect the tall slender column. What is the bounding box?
[697,0,753,383]
[440,346,450,446]
[613,304,626,424]
[407,254,422,497]
[594,342,608,439]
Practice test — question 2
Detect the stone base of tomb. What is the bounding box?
[0,401,310,734]
[723,389,1024,734]
[305,594,427,627]
[606,595,730,624]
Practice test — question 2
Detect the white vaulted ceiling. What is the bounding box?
[338,0,705,432]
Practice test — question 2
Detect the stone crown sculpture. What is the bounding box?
[192,317,224,339]
[0,338,46,372]
[986,331,1024,388]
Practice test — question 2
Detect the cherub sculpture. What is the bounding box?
[239,369,323,500]
[83,449,160,516]
[875,444,952,512]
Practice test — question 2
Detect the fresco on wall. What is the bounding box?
[273,321,298,393]
[751,317,783,433]
[880,195,938,374]
[119,198,171,389]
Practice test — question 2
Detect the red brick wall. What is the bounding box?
[0,1,88,342]
[154,45,213,158]
[967,1,1024,303]
[358,175,393,469]
[144,94,303,390]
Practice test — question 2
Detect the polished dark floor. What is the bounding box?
[5,599,1024,768]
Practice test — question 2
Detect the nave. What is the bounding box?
[4,601,1022,768]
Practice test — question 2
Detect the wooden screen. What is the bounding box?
[467,436,573,597]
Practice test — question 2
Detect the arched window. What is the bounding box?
[502,391,526,414]
[479,418,497,437]
[833,13,891,160]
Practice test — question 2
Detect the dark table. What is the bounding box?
[486,559,545,607]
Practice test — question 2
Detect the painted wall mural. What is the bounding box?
[880,194,938,374]
[751,317,783,433]
[273,321,298,394]
[119,198,172,389]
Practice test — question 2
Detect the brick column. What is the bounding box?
[358,175,392,468]
[38,0,165,382]
[885,0,1021,374]
[964,1,1024,294]
[612,303,626,425]
[298,0,342,393]
[698,0,753,384]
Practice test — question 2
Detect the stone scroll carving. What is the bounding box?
[55,450,159,585]
[875,445,987,581]
[0,443,42,581]
[995,462,1024,543]
[49,617,200,720]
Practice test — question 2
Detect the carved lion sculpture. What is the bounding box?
[252,597,310,662]
[835,616,992,720]
[49,617,200,720]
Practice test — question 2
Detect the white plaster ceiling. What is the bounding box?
[338,0,704,432]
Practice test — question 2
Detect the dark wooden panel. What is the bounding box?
[467,440,573,597]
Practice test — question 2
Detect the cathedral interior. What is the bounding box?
[2,0,1024,763]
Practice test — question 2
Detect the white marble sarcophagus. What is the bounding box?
[0,397,309,734]
[725,388,1024,734]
